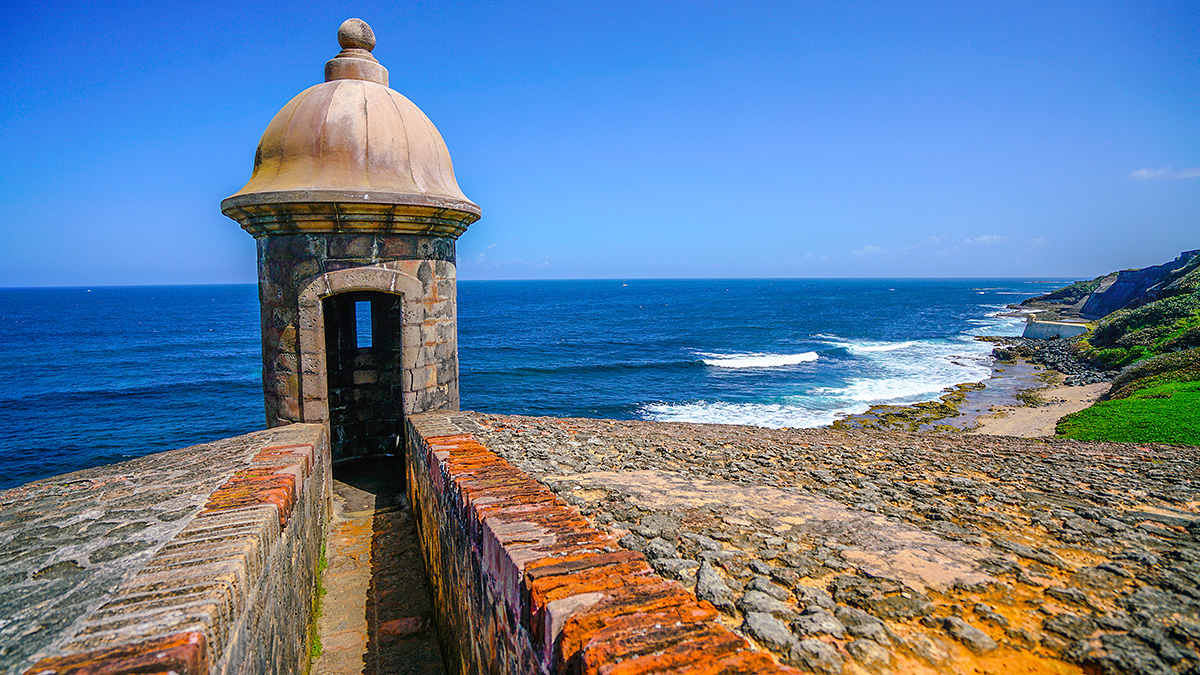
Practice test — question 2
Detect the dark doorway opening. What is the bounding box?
[318,292,444,673]
[324,291,406,475]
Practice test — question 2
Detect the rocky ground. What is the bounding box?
[470,412,1200,675]
[989,337,1118,387]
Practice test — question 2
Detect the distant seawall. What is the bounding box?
[1022,319,1089,339]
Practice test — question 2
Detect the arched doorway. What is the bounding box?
[322,291,406,468]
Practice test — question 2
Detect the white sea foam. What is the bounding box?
[826,366,987,402]
[815,336,920,354]
[969,309,1027,335]
[848,341,916,353]
[815,337,995,404]
[700,352,819,368]
[640,400,863,429]
[645,304,1023,429]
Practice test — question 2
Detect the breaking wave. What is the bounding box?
[640,400,858,429]
[700,352,819,369]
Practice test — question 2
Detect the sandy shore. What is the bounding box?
[968,380,1110,437]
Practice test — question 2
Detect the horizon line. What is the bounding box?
[0,275,1085,291]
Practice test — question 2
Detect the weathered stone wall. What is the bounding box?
[2,424,329,675]
[257,232,459,429]
[1079,250,1200,319]
[1022,320,1090,340]
[405,411,800,675]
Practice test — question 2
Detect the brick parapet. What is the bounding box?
[5,424,329,675]
[406,411,800,675]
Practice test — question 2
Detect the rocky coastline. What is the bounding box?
[987,337,1118,387]
[831,334,1117,435]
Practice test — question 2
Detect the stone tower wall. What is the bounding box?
[257,232,459,430]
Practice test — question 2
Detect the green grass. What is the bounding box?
[1056,380,1200,445]
[309,541,328,664]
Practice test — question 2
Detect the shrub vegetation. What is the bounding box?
[1037,253,1200,444]
[1020,276,1104,306]
[1103,348,1200,400]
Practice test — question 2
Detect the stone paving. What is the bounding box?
[313,458,445,675]
[473,413,1200,675]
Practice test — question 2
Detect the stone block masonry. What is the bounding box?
[0,423,329,675]
[405,411,801,674]
[256,233,461,432]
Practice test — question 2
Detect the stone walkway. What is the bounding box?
[312,458,446,675]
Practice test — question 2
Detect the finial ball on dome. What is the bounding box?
[338,18,376,51]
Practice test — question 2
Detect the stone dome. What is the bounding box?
[222,19,480,236]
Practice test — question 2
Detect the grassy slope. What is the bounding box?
[1056,379,1200,445]
[1045,254,1200,444]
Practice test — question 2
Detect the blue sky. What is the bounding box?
[1,0,1196,285]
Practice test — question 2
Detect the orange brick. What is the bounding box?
[202,470,296,527]
[558,582,702,660]
[526,550,646,581]
[582,623,735,673]
[252,445,313,476]
[529,561,655,605]
[23,631,208,675]
[592,632,749,675]
[528,531,620,553]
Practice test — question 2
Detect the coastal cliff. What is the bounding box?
[1021,250,1200,321]
[1000,249,1200,445]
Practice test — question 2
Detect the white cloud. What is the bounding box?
[901,235,943,253]
[851,245,887,256]
[1027,237,1049,247]
[934,234,1009,258]
[1129,167,1200,180]
[472,242,500,265]
[963,235,1008,246]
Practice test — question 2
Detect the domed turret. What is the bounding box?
[222,18,480,236]
[222,20,477,458]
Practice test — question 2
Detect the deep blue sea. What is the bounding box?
[0,279,1067,489]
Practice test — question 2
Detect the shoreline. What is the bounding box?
[829,337,1111,437]
[967,377,1109,437]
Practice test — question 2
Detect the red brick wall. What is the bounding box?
[406,412,800,675]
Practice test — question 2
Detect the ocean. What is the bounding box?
[0,279,1066,489]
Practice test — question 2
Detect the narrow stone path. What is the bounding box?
[312,458,446,675]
